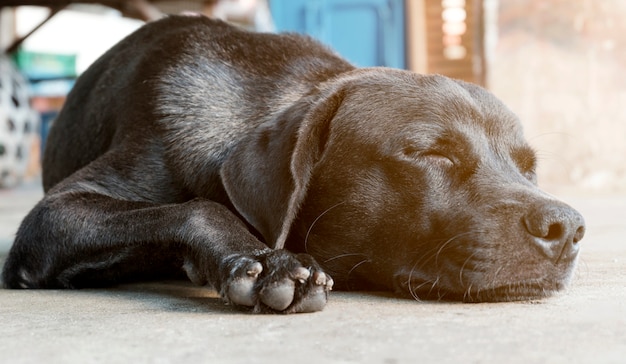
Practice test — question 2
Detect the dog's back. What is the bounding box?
[43,16,353,193]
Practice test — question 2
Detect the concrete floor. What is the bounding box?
[1,181,625,364]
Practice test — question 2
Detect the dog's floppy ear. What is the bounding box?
[220,88,344,249]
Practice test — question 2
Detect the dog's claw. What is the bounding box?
[221,250,331,314]
[246,262,263,278]
[326,277,334,290]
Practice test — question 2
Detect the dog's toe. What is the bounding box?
[225,261,263,306]
[292,266,311,283]
[289,272,333,313]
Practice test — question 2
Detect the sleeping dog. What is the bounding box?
[2,16,585,313]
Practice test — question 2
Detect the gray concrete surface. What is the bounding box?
[1,181,624,364]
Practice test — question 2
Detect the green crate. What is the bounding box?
[12,50,76,79]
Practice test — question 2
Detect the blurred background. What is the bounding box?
[0,0,623,195]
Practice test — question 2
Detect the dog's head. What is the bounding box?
[222,68,585,302]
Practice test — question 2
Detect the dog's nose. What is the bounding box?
[522,202,586,263]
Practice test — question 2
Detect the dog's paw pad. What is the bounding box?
[259,278,295,311]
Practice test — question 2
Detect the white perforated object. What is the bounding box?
[0,56,40,187]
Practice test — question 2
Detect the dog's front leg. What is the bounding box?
[1,193,332,313]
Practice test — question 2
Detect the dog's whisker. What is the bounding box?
[458,251,480,289]
[323,253,369,263]
[404,230,476,271]
[405,256,441,302]
[304,201,346,253]
[408,286,421,302]
[407,258,424,301]
[405,243,452,278]
[408,279,433,302]
[347,259,371,277]
[429,230,484,269]
[528,131,576,143]
[427,275,440,298]
[405,229,485,301]
[463,283,474,302]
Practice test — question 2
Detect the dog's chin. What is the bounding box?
[393,274,572,303]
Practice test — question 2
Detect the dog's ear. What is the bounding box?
[220,88,344,249]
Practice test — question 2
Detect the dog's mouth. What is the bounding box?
[394,275,567,303]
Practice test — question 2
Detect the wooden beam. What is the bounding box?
[4,4,67,54]
[406,0,428,73]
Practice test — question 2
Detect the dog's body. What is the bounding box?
[2,16,585,313]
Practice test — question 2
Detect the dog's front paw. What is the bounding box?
[220,250,333,313]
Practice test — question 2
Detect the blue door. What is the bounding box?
[270,0,405,69]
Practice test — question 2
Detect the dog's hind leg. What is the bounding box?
[2,186,332,313]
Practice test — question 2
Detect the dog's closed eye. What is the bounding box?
[419,151,455,167]
[401,146,455,167]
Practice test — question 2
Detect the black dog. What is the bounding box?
[2,16,585,313]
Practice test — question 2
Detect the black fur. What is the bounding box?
[2,16,585,312]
